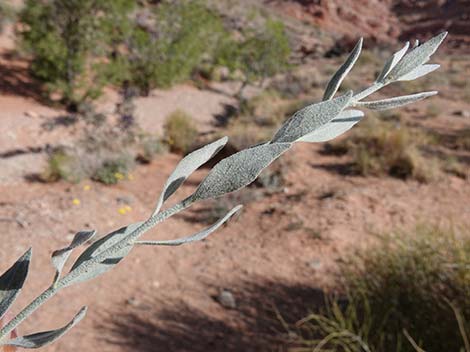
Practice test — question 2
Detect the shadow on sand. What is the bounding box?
[100,279,326,352]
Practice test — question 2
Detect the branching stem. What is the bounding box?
[0,196,194,342]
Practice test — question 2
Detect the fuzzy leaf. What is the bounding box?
[193,143,291,200]
[271,92,352,143]
[357,91,437,110]
[397,64,440,81]
[376,41,409,82]
[66,223,142,287]
[136,205,242,246]
[1,307,86,348]
[0,249,32,320]
[152,137,228,216]
[387,32,447,81]
[51,230,96,284]
[297,109,364,143]
[323,38,362,101]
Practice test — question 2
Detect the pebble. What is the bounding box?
[24,111,39,118]
[217,290,236,309]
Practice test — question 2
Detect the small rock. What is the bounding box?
[24,111,39,118]
[126,297,140,307]
[217,290,236,309]
[116,196,133,205]
[308,259,322,270]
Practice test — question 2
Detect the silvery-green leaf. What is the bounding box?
[51,230,96,284]
[66,223,142,287]
[271,92,352,143]
[297,109,364,143]
[376,41,409,82]
[387,32,447,81]
[397,64,440,81]
[193,143,291,200]
[152,137,228,216]
[323,38,362,101]
[1,307,86,348]
[356,91,437,110]
[0,248,31,320]
[136,205,242,246]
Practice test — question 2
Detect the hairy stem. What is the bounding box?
[352,82,385,102]
[0,196,194,341]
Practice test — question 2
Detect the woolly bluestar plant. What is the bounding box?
[0,32,447,349]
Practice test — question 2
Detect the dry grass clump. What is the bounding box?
[42,122,166,184]
[224,121,273,152]
[295,226,470,352]
[326,115,440,182]
[163,110,198,154]
[225,91,308,152]
[455,128,470,151]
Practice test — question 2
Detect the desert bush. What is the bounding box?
[455,128,470,151]
[295,226,470,352]
[240,90,290,127]
[425,103,441,118]
[163,110,198,154]
[443,156,468,179]
[19,0,136,109]
[0,3,14,33]
[42,149,82,183]
[224,91,307,151]
[215,18,291,97]
[119,0,226,94]
[91,155,134,185]
[136,134,167,164]
[0,33,447,350]
[326,115,440,182]
[224,120,272,152]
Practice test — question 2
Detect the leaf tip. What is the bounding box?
[23,247,33,261]
[233,204,243,213]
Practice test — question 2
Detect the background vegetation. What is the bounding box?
[19,0,291,108]
[295,227,470,352]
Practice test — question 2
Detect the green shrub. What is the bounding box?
[296,226,470,352]
[19,0,136,109]
[120,0,226,94]
[136,134,167,164]
[0,3,14,33]
[214,18,291,97]
[240,90,290,127]
[91,156,134,185]
[42,149,83,183]
[163,110,198,154]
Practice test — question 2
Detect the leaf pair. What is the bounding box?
[151,137,228,216]
[189,93,356,201]
[51,230,96,285]
[376,32,447,84]
[64,223,143,287]
[0,250,86,349]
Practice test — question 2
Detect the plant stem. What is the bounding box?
[0,196,193,341]
[352,82,385,102]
